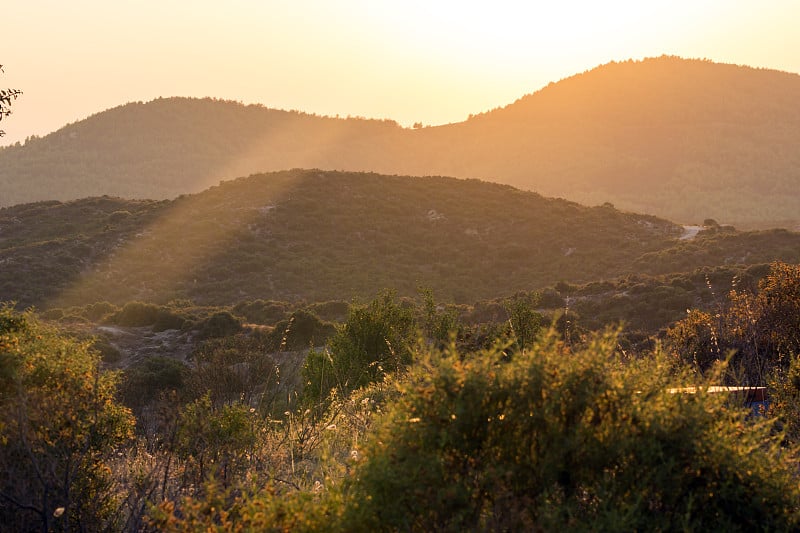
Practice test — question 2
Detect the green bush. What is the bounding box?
[110,301,186,330]
[303,290,416,406]
[504,292,543,351]
[198,311,242,339]
[120,356,189,413]
[307,300,350,323]
[188,334,281,411]
[268,309,336,351]
[344,330,800,531]
[85,301,119,322]
[0,306,134,531]
[232,299,288,325]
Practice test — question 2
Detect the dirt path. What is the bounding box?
[680,225,703,240]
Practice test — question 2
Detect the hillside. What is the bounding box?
[0,98,405,205]
[409,56,800,227]
[2,57,799,227]
[0,169,683,308]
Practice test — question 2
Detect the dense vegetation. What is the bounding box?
[4,263,800,530]
[3,57,800,227]
[1,169,690,309]
[2,54,800,528]
[3,169,800,315]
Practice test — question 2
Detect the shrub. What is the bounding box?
[188,335,281,411]
[110,301,162,326]
[504,292,543,351]
[667,262,800,384]
[307,300,350,323]
[0,306,135,531]
[303,290,415,406]
[120,356,189,413]
[232,299,288,325]
[199,311,242,339]
[268,309,336,351]
[110,301,186,330]
[85,301,118,322]
[344,330,800,531]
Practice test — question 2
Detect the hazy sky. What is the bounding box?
[2,0,799,146]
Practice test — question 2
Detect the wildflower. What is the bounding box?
[53,507,65,518]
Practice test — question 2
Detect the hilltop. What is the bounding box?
[1,57,799,226]
[0,98,404,204]
[410,56,800,227]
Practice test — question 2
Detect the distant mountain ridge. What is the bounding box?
[1,56,799,226]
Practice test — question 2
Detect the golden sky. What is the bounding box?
[2,0,799,146]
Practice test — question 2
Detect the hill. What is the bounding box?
[0,98,405,205]
[2,57,799,227]
[409,56,800,227]
[0,170,683,308]
[3,170,800,313]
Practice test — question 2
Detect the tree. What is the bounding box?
[0,64,22,137]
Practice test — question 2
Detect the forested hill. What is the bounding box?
[2,56,800,227]
[0,170,681,308]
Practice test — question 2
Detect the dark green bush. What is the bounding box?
[198,311,242,339]
[307,300,350,323]
[91,337,123,364]
[110,301,185,330]
[232,299,288,325]
[268,309,336,351]
[0,306,134,531]
[188,334,282,410]
[120,356,189,413]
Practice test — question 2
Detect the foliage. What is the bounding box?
[0,305,134,531]
[0,64,22,137]
[109,300,187,330]
[344,330,800,531]
[267,309,337,352]
[173,394,260,487]
[187,333,283,412]
[667,262,800,384]
[419,287,461,349]
[768,354,800,445]
[147,477,336,532]
[1,169,687,309]
[120,355,189,414]
[232,299,289,325]
[302,291,416,406]
[198,310,242,339]
[504,292,544,351]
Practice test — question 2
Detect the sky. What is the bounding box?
[2,0,799,146]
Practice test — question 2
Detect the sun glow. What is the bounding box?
[2,1,799,145]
